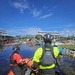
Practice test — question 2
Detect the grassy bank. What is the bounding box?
[58,44,75,50]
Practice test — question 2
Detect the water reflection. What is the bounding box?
[0,44,4,52]
[58,56,75,75]
[0,44,35,75]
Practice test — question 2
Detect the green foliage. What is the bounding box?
[35,34,43,40]
[59,45,75,50]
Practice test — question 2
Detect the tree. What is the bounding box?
[35,34,43,40]
[15,35,22,40]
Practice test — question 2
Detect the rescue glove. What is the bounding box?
[31,62,39,69]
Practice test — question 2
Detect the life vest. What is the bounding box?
[40,46,56,66]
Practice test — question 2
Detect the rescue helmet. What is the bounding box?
[13,46,20,52]
[43,33,53,43]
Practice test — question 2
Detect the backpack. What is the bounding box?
[10,53,16,65]
[40,46,55,66]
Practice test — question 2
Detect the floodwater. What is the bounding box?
[0,44,75,75]
[0,44,34,75]
[59,56,75,75]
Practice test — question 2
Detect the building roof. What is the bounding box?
[0,28,13,37]
[38,31,60,36]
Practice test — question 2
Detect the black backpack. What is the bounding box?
[40,46,55,66]
[10,53,16,64]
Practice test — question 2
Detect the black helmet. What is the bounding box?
[43,33,53,43]
[13,46,20,52]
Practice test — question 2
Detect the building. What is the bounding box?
[0,29,14,44]
[38,31,60,41]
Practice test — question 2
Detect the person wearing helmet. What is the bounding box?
[10,46,27,75]
[32,33,60,75]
